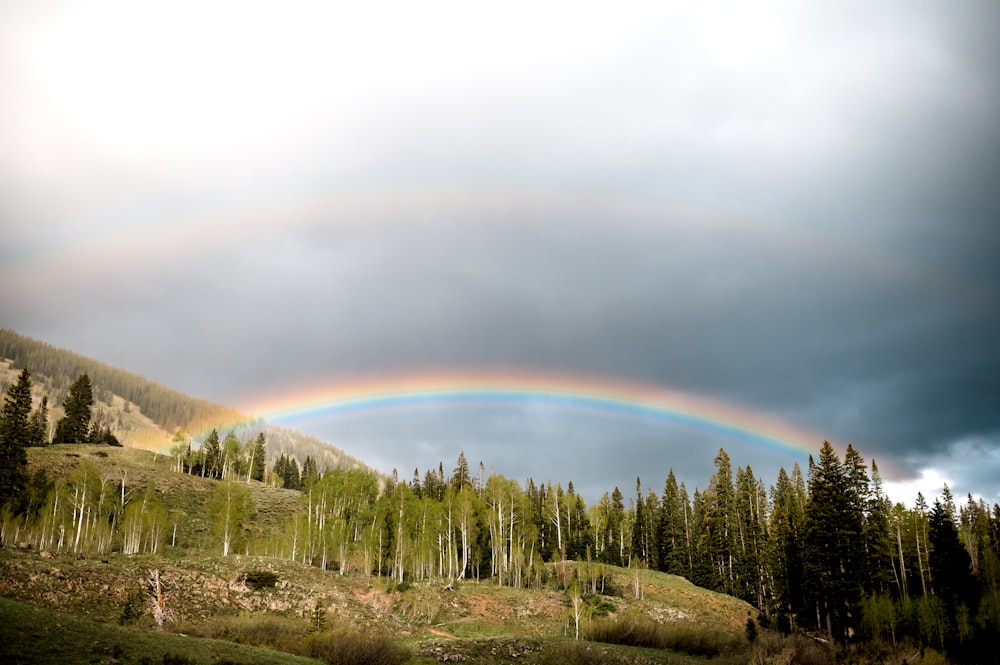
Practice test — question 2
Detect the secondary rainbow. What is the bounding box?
[243,370,831,459]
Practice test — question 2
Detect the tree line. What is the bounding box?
[0,328,241,432]
[1,366,997,661]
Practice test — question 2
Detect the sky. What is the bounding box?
[2,0,998,507]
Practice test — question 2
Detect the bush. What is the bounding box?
[585,613,743,657]
[192,613,306,653]
[191,613,409,665]
[242,569,279,590]
[303,628,409,665]
[719,630,834,665]
[118,590,145,626]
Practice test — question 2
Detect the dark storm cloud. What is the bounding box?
[3,1,999,504]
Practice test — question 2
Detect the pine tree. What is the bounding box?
[202,429,222,479]
[53,374,93,444]
[865,460,895,595]
[802,441,865,642]
[451,450,472,490]
[301,455,319,487]
[928,498,976,611]
[703,448,737,594]
[248,433,266,482]
[657,469,686,574]
[0,368,32,507]
[28,396,49,446]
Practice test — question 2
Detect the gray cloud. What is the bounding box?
[3,1,998,506]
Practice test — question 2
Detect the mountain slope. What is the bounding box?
[0,329,381,476]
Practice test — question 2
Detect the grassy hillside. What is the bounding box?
[0,445,794,665]
[0,596,322,665]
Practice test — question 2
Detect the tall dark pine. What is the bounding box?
[928,498,976,611]
[802,441,865,642]
[451,450,472,490]
[769,465,806,632]
[250,433,266,482]
[52,373,94,444]
[657,469,687,575]
[0,368,32,507]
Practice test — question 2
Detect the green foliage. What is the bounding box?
[202,429,222,479]
[184,612,408,665]
[208,479,254,556]
[28,395,49,446]
[0,328,243,433]
[118,590,145,626]
[585,612,743,656]
[309,599,327,634]
[52,374,93,444]
[243,569,279,590]
[0,367,32,508]
[301,627,409,665]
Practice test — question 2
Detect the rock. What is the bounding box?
[40,551,53,560]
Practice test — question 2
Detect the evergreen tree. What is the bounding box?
[631,477,648,564]
[928,498,977,611]
[28,396,49,446]
[0,367,32,507]
[248,433,266,482]
[301,455,319,487]
[202,429,222,479]
[451,450,472,490]
[802,441,865,642]
[865,460,895,595]
[52,373,93,444]
[274,453,302,490]
[657,469,686,574]
[703,448,737,594]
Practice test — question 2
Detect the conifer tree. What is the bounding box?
[301,455,319,487]
[53,373,93,444]
[247,433,266,482]
[0,367,32,507]
[802,441,865,642]
[769,466,804,631]
[865,460,895,594]
[451,450,472,490]
[658,469,686,574]
[202,429,222,479]
[928,498,976,611]
[703,448,737,594]
[28,396,49,446]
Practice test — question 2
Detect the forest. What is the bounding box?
[0,328,242,433]
[1,357,999,663]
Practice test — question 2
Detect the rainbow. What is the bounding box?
[242,369,833,460]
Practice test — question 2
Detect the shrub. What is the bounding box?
[303,627,409,665]
[585,613,743,657]
[720,630,834,665]
[194,613,306,653]
[242,569,279,590]
[537,641,632,665]
[119,590,145,626]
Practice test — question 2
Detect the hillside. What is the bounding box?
[0,445,771,665]
[0,329,379,476]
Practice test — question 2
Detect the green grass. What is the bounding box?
[0,596,322,665]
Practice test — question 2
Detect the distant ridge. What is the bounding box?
[0,328,242,433]
[0,328,381,475]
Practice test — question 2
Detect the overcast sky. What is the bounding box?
[2,0,998,506]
